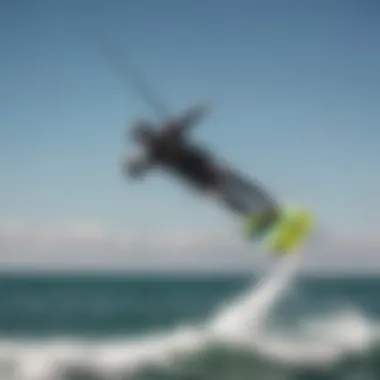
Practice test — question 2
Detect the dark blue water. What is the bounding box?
[0,273,250,337]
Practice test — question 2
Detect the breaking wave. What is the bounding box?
[0,255,379,380]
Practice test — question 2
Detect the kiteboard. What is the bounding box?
[243,207,314,255]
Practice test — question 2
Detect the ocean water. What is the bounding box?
[0,256,379,380]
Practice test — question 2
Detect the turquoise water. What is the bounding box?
[0,260,379,379]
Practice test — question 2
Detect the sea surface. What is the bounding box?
[0,257,379,380]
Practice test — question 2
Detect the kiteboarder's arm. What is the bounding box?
[122,150,154,179]
[180,104,210,130]
[162,104,210,136]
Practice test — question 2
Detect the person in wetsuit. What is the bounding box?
[124,106,280,227]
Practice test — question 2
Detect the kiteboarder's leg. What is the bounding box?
[216,169,280,227]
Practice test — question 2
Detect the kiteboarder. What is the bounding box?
[123,106,280,230]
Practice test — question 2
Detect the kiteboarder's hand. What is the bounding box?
[122,153,151,179]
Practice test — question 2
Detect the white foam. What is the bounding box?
[209,254,300,341]
[250,308,380,368]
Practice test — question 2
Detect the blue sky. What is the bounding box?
[0,0,379,270]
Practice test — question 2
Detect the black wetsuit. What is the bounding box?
[130,118,280,224]
[146,128,221,191]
